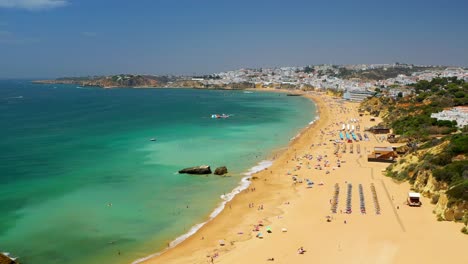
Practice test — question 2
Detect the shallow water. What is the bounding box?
[0,81,316,264]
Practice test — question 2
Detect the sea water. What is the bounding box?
[0,80,316,264]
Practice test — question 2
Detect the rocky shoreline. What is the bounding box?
[32,75,257,90]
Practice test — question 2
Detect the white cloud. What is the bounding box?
[0,0,68,10]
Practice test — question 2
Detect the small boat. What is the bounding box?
[211,114,230,119]
[150,138,156,141]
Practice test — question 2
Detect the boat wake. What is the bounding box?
[5,96,23,99]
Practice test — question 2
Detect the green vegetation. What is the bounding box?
[303,66,314,73]
[335,65,444,81]
[383,77,467,140]
[364,77,468,203]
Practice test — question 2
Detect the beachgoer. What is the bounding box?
[298,247,305,254]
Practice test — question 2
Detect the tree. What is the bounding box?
[303,66,314,73]
[397,92,403,98]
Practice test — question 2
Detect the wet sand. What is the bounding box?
[141,91,468,264]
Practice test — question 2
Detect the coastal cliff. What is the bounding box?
[386,141,468,228]
[33,74,161,88]
[360,77,468,233]
[33,75,257,89]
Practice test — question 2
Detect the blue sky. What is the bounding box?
[0,0,467,78]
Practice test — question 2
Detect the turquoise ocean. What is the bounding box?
[0,80,316,264]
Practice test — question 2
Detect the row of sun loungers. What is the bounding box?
[331,183,339,214]
[346,183,352,214]
[330,183,380,215]
[359,184,366,214]
[370,183,381,214]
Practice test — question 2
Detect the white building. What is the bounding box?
[431,106,468,128]
[343,89,375,102]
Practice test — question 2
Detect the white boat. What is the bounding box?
[150,138,156,141]
[211,114,230,119]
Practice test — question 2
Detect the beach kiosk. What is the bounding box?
[407,192,422,207]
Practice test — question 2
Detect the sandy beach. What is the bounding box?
[141,91,468,264]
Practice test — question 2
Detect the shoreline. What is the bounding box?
[137,91,325,263]
[138,91,468,264]
[132,88,319,263]
[132,159,275,264]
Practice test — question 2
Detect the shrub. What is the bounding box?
[461,226,468,235]
[448,134,468,155]
[446,180,468,200]
[407,163,417,172]
[431,152,453,166]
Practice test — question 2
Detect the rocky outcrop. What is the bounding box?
[386,145,468,225]
[214,166,228,175]
[33,74,162,88]
[178,165,212,175]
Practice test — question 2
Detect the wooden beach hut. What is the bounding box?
[368,126,390,134]
[367,147,397,163]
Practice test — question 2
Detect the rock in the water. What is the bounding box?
[178,165,212,174]
[214,166,228,175]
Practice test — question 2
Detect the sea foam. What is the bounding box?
[132,160,273,264]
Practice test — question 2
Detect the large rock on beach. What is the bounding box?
[214,166,228,175]
[178,165,212,175]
